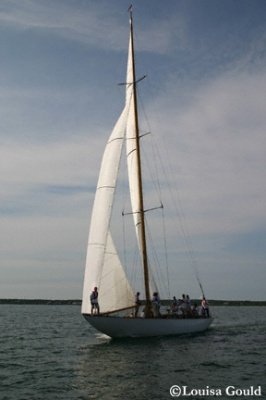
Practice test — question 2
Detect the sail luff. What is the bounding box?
[127,10,152,316]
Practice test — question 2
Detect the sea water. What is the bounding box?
[0,305,265,400]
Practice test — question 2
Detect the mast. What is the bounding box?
[129,8,152,317]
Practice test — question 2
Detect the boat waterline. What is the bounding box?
[83,314,213,338]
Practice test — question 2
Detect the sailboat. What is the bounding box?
[81,8,212,338]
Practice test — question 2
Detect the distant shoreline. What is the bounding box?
[0,299,266,306]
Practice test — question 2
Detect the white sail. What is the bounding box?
[81,104,133,314]
[126,30,142,249]
[98,232,135,312]
[81,23,139,315]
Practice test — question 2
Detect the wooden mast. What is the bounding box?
[129,8,152,318]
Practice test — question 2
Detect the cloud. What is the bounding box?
[0,135,98,298]
[0,136,103,213]
[1,1,265,299]
[0,0,188,55]
[147,69,266,239]
[0,0,124,49]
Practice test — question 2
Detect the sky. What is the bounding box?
[1,0,266,301]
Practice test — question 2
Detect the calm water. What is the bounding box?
[0,305,265,400]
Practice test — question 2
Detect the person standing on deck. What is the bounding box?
[90,287,100,315]
[152,292,161,317]
[135,292,141,317]
[171,296,178,313]
[201,297,209,318]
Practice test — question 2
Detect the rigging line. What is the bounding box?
[144,140,205,296]
[126,132,151,140]
[129,82,163,217]
[171,185,203,293]
[122,204,163,216]
[145,217,169,298]
[138,88,201,298]
[138,93,172,298]
[160,139,206,297]
[118,75,147,86]
[141,142,162,202]
[138,91,163,201]
[139,85,206,297]
[161,205,171,299]
[165,151,200,270]
[122,202,128,282]
[135,93,170,297]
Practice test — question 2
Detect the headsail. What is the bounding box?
[81,102,134,314]
[97,232,135,312]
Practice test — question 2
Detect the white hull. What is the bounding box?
[83,314,213,338]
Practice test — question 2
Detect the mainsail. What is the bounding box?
[125,26,158,297]
[126,28,143,257]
